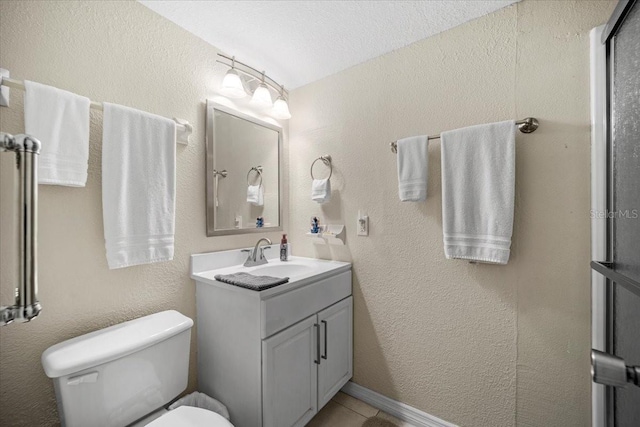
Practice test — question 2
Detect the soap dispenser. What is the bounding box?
[280,234,289,261]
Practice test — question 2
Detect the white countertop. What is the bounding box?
[191,252,351,298]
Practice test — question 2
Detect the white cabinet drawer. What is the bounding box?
[261,271,351,338]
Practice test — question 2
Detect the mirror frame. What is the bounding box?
[205,100,283,236]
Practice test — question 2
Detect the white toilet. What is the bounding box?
[41,310,233,427]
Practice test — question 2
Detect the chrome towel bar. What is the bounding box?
[0,71,192,145]
[0,132,42,325]
[390,117,539,153]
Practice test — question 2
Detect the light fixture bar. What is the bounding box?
[216,53,288,99]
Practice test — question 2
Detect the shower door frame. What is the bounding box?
[590,22,607,427]
[591,1,639,426]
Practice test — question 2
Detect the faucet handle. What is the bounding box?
[259,246,272,259]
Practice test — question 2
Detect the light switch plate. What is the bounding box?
[357,214,369,236]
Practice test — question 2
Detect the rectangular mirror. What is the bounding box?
[206,100,282,236]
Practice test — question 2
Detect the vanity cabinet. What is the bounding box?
[191,254,352,427]
[317,298,353,408]
[262,297,353,427]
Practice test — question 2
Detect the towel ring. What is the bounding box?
[247,166,263,186]
[310,155,332,180]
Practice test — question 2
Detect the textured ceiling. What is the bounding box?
[139,1,520,89]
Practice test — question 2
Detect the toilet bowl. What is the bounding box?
[146,406,231,427]
[42,310,232,427]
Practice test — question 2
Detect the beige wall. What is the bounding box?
[288,1,615,426]
[0,1,287,426]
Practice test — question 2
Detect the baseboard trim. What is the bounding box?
[340,381,458,427]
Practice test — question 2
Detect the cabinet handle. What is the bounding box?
[314,323,320,365]
[321,320,328,360]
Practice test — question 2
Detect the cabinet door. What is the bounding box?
[262,315,318,427]
[317,296,353,409]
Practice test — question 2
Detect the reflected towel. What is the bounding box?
[214,272,289,291]
[24,80,91,186]
[440,120,515,264]
[311,178,331,203]
[397,135,428,201]
[247,184,264,206]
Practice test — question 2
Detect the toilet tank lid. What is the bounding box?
[42,310,193,378]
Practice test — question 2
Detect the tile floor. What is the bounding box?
[307,392,416,427]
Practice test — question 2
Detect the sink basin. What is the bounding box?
[249,262,313,278]
[191,251,351,295]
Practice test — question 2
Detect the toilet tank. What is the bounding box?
[42,310,194,427]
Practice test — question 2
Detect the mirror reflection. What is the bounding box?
[206,101,281,236]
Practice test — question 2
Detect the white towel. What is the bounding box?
[397,136,428,201]
[102,103,176,269]
[247,184,264,206]
[24,80,91,186]
[311,179,331,203]
[441,120,515,264]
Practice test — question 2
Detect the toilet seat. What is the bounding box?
[146,406,233,427]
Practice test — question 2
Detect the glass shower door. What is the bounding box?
[610,1,640,423]
[591,1,640,426]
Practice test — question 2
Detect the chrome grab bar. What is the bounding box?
[0,132,41,325]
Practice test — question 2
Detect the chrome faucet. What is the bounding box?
[243,238,272,267]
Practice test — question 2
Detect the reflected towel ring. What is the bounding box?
[247,166,263,187]
[310,155,332,180]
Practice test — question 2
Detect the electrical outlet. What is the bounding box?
[357,214,369,236]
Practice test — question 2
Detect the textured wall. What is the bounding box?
[139,0,519,89]
[288,1,615,426]
[0,1,287,426]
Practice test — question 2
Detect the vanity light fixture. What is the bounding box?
[272,85,291,120]
[251,72,273,109]
[220,57,247,99]
[216,53,291,119]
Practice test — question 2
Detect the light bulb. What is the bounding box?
[251,83,273,109]
[220,69,246,98]
[272,96,291,120]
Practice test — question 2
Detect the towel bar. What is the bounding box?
[0,132,42,325]
[0,71,192,145]
[390,117,539,153]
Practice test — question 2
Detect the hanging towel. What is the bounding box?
[311,178,331,203]
[24,80,91,186]
[440,120,515,264]
[247,184,264,206]
[102,103,176,269]
[397,135,428,201]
